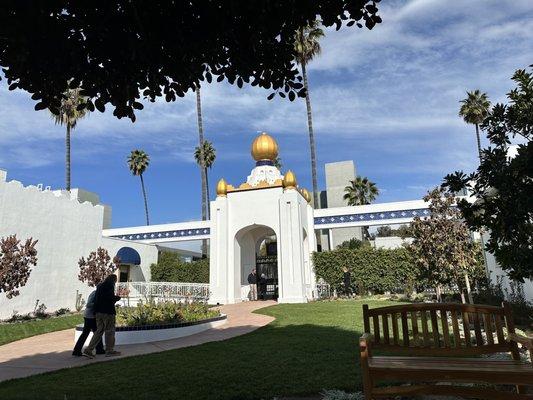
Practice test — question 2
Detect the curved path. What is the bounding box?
[0,301,276,383]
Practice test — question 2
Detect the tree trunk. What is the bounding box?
[205,167,210,220]
[464,272,473,304]
[66,123,71,191]
[140,174,150,225]
[302,61,322,250]
[302,62,319,208]
[435,285,442,302]
[475,124,482,163]
[196,87,208,256]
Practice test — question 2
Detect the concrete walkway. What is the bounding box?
[0,301,276,383]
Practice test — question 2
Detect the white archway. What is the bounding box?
[234,224,277,301]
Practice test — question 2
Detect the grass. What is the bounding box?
[0,299,398,399]
[0,314,83,346]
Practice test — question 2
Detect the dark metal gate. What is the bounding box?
[255,254,278,300]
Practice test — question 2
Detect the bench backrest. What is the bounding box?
[362,302,519,357]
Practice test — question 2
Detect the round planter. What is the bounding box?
[74,314,227,345]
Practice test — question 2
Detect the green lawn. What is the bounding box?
[0,300,396,399]
[0,314,83,346]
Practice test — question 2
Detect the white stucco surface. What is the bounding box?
[0,172,158,319]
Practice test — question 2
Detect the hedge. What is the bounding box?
[150,252,209,283]
[313,247,420,294]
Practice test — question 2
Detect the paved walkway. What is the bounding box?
[0,301,276,383]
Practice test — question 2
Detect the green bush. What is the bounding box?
[116,300,219,327]
[150,252,209,283]
[313,247,420,294]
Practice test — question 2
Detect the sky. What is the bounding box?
[1,0,532,230]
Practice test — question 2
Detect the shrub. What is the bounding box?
[151,252,209,283]
[313,247,420,295]
[116,300,219,327]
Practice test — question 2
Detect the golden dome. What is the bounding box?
[283,170,297,190]
[216,179,228,197]
[302,188,311,203]
[251,132,279,161]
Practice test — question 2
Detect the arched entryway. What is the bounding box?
[116,247,141,282]
[234,224,278,301]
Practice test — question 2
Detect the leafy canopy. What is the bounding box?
[78,247,119,287]
[0,1,382,121]
[127,149,150,176]
[0,235,38,299]
[444,66,533,282]
[459,89,491,126]
[409,188,479,288]
[194,141,216,169]
[343,176,379,206]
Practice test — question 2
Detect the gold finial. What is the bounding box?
[283,170,297,190]
[216,179,228,197]
[302,188,311,203]
[251,132,279,162]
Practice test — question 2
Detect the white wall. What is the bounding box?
[0,172,158,319]
[372,236,413,250]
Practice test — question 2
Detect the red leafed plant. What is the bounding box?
[78,247,120,287]
[0,235,38,299]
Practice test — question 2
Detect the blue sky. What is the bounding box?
[1,0,532,229]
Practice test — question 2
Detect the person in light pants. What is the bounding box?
[247,268,258,301]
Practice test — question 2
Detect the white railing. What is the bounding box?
[117,282,210,303]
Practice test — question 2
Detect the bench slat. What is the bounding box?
[494,314,505,344]
[391,313,399,346]
[411,311,419,344]
[373,315,381,344]
[440,310,450,347]
[430,310,440,347]
[382,314,390,345]
[401,311,409,346]
[462,311,472,347]
[420,311,430,346]
[473,312,484,345]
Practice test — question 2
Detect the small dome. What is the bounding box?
[302,188,311,203]
[283,170,297,190]
[216,179,228,197]
[251,132,279,161]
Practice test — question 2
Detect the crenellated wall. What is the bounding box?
[0,170,158,319]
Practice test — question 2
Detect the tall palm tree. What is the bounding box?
[459,90,491,162]
[51,88,88,191]
[127,150,150,226]
[294,21,324,209]
[194,140,216,219]
[195,86,209,256]
[343,176,379,206]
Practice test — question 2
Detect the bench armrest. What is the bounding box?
[508,333,533,350]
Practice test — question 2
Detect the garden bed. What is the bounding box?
[74,314,227,345]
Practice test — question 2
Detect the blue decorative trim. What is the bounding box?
[111,227,210,241]
[314,208,431,225]
[256,160,274,166]
[76,314,226,332]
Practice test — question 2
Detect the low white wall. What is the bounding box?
[74,316,227,345]
[0,172,158,319]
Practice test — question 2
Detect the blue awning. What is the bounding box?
[116,247,141,265]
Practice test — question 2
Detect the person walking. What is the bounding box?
[343,266,352,297]
[72,289,105,356]
[259,272,268,300]
[83,274,121,358]
[247,268,258,301]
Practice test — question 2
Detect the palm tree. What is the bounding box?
[194,140,216,218]
[195,86,209,257]
[127,150,150,226]
[459,90,491,162]
[51,88,88,191]
[294,21,324,209]
[273,156,282,170]
[343,176,379,206]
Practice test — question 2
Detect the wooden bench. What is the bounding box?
[360,302,533,399]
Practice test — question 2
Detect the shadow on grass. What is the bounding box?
[0,323,365,400]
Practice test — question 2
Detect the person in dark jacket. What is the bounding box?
[259,273,267,300]
[72,289,105,356]
[247,268,257,301]
[343,266,351,297]
[83,274,121,358]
